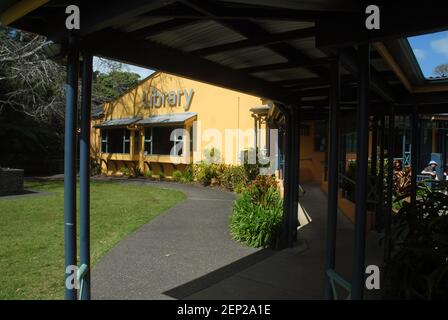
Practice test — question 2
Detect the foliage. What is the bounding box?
[0,28,144,175]
[218,165,247,191]
[242,148,260,181]
[92,70,140,106]
[179,165,194,183]
[172,170,182,182]
[393,167,412,195]
[90,159,101,176]
[119,166,131,176]
[193,162,218,186]
[434,63,448,78]
[230,186,283,248]
[384,181,448,299]
[0,28,65,121]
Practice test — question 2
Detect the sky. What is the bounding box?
[408,31,448,78]
[93,56,155,79]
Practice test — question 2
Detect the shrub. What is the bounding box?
[219,165,247,191]
[248,175,278,200]
[172,170,183,182]
[229,186,283,248]
[119,166,131,176]
[180,165,194,183]
[384,182,448,299]
[90,159,101,176]
[193,162,218,186]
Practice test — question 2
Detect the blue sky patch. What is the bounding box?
[408,31,448,79]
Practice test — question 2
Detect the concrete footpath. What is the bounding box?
[92,180,383,299]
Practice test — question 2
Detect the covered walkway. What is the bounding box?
[92,181,381,299]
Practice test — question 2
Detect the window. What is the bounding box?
[314,121,327,152]
[144,126,184,156]
[144,128,153,155]
[345,132,357,153]
[100,128,130,154]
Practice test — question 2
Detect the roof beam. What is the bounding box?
[80,29,299,105]
[143,4,354,22]
[130,18,200,38]
[316,0,448,48]
[64,0,177,37]
[190,27,316,56]
[238,57,334,74]
[179,0,328,79]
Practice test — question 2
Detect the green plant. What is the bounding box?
[144,170,153,178]
[158,171,165,179]
[384,181,448,299]
[119,166,131,176]
[172,170,183,182]
[193,162,218,186]
[179,165,194,183]
[230,187,283,248]
[219,165,247,191]
[90,159,101,176]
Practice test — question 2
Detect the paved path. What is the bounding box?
[92,180,383,299]
[91,180,260,299]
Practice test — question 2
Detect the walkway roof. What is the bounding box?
[3,0,448,113]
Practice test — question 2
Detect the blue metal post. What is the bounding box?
[325,58,340,299]
[80,52,92,300]
[64,36,79,300]
[351,44,370,300]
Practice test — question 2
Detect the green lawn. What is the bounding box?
[0,180,185,300]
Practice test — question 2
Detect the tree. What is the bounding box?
[433,63,448,78]
[92,70,140,106]
[0,27,65,121]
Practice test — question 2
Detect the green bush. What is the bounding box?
[119,166,131,176]
[384,182,448,299]
[193,162,218,186]
[219,165,247,191]
[172,170,183,182]
[229,186,283,248]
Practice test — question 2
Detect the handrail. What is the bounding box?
[77,263,89,299]
[327,269,351,300]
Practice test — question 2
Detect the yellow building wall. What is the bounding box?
[299,121,325,183]
[91,72,265,175]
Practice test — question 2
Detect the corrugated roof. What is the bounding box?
[205,46,287,69]
[289,38,326,58]
[148,20,247,52]
[136,112,197,126]
[254,20,314,34]
[252,67,318,81]
[96,117,141,128]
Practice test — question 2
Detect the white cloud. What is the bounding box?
[431,36,448,57]
[413,48,426,60]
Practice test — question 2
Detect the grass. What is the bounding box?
[0,180,186,300]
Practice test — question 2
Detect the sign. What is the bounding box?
[143,88,194,111]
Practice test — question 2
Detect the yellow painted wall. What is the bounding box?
[299,121,325,182]
[91,72,265,175]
